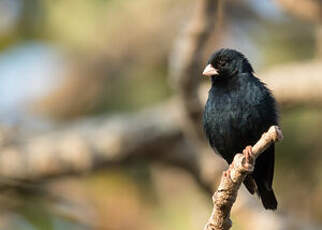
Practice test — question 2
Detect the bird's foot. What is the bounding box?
[242,146,254,171]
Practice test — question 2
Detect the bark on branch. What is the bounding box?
[203,126,283,230]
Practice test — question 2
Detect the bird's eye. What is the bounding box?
[218,59,227,67]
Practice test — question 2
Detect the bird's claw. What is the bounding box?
[242,146,254,171]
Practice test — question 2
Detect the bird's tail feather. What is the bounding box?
[257,182,277,210]
[243,175,257,194]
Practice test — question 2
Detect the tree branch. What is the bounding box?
[203,126,283,230]
[169,0,222,142]
[0,101,218,194]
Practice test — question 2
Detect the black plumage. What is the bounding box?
[202,48,278,210]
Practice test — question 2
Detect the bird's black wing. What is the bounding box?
[243,74,278,209]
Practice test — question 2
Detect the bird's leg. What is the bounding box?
[242,145,254,171]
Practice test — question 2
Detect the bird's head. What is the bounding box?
[202,49,253,79]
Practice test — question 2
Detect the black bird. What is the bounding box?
[202,48,278,210]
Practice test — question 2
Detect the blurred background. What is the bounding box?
[0,0,321,229]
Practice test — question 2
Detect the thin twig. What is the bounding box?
[203,126,283,230]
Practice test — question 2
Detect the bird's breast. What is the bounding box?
[203,86,266,162]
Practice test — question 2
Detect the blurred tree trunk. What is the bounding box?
[169,0,223,143]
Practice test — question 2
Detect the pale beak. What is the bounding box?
[202,64,218,76]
